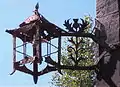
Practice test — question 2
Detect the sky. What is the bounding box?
[0,0,96,87]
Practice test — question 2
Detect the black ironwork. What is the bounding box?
[63,18,88,33]
[6,3,118,86]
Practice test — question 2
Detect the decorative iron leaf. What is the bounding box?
[79,18,89,33]
[78,56,85,62]
[68,37,75,45]
[69,54,76,63]
[67,46,75,52]
[63,19,74,32]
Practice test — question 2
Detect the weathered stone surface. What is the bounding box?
[97,12,119,45]
[96,0,120,87]
[96,0,118,18]
[96,0,119,45]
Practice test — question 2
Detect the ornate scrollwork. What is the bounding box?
[63,18,89,33]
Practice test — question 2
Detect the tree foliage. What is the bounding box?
[51,16,95,87]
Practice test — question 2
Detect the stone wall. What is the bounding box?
[96,0,120,87]
[96,0,119,45]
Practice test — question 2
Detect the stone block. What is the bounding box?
[96,0,120,87]
[96,0,119,45]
